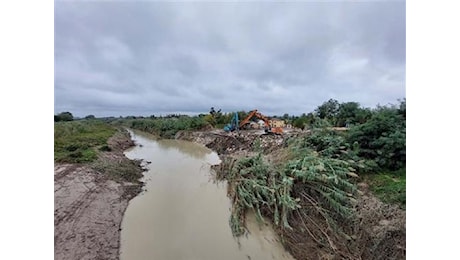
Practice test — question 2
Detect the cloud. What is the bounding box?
[55,1,405,117]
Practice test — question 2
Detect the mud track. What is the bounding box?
[54,129,143,260]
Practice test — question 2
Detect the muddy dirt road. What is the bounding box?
[54,130,142,260]
[54,164,128,260]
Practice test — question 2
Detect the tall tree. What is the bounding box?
[336,102,372,127]
[314,99,339,125]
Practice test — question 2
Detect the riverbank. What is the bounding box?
[175,129,406,260]
[54,123,404,259]
[54,128,144,260]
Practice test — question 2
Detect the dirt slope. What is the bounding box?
[54,129,143,260]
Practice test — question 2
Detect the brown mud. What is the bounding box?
[176,129,406,260]
[54,129,143,260]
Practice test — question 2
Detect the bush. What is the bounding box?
[348,103,406,170]
[220,141,358,237]
[55,112,74,122]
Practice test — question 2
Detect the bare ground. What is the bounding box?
[54,129,143,260]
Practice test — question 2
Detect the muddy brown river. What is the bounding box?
[120,130,294,260]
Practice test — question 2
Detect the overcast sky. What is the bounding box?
[55,1,405,117]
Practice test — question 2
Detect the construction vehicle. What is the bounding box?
[223,112,239,132]
[239,110,283,135]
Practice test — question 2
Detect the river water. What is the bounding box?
[120,129,294,260]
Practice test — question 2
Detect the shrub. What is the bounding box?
[348,104,406,170]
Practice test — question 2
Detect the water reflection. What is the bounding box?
[156,139,213,161]
[127,129,215,161]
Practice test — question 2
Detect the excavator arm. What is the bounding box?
[239,110,283,134]
[239,110,258,129]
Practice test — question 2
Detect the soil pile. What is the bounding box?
[175,129,288,155]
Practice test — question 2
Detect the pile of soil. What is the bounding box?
[175,129,286,155]
[54,128,144,260]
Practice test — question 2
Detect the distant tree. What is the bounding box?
[282,113,289,120]
[237,111,249,122]
[314,99,340,125]
[55,112,74,122]
[209,107,222,117]
[209,107,224,125]
[398,98,406,118]
[335,102,373,127]
[85,115,96,120]
[203,114,216,127]
[292,113,308,129]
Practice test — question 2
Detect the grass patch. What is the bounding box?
[91,158,143,183]
[54,120,117,163]
[366,169,406,208]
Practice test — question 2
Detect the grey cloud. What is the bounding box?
[55,1,405,117]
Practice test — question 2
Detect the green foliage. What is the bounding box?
[310,117,332,129]
[222,141,358,237]
[348,102,406,170]
[292,113,316,129]
[54,111,74,122]
[54,120,116,163]
[314,99,340,124]
[224,154,299,235]
[297,129,352,157]
[285,148,357,219]
[336,102,372,127]
[366,170,406,208]
[203,114,216,127]
[292,129,377,172]
[115,116,207,138]
[92,158,143,183]
[292,113,308,129]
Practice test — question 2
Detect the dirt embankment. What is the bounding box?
[176,129,406,260]
[54,129,143,260]
[175,129,292,155]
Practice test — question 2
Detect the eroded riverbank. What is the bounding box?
[175,129,406,260]
[54,129,143,260]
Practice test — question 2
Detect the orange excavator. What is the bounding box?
[239,110,283,135]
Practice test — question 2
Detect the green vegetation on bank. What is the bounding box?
[365,169,406,208]
[214,99,405,254]
[54,120,117,163]
[112,116,207,138]
[56,98,405,203]
[220,141,359,240]
[54,98,405,258]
